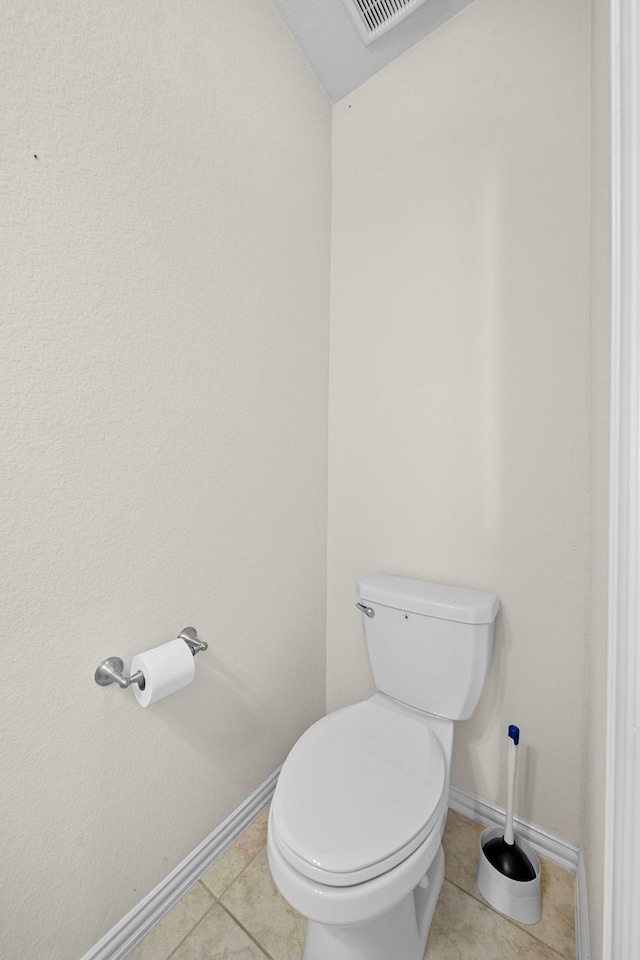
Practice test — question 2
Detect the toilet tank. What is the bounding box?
[357,574,500,721]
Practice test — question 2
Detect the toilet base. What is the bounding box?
[302,844,445,960]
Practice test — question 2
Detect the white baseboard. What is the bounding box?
[448,786,580,872]
[576,851,591,960]
[449,787,589,959]
[79,767,281,960]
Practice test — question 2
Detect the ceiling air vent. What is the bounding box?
[341,0,431,45]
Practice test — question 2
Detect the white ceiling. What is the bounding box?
[269,0,475,103]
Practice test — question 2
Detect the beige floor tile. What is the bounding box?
[513,859,576,959]
[443,810,575,958]
[221,847,306,960]
[126,883,214,960]
[201,807,270,899]
[170,903,268,960]
[442,809,484,893]
[424,880,564,960]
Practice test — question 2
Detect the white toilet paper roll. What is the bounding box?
[131,638,196,707]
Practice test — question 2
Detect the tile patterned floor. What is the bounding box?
[127,807,576,960]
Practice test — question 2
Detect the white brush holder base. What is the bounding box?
[476,827,542,924]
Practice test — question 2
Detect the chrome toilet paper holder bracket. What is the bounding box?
[94,627,208,690]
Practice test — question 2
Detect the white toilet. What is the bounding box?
[267,573,500,960]
[267,574,500,960]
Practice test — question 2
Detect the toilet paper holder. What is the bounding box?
[94,627,207,690]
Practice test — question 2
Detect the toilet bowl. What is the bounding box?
[267,574,499,960]
[268,697,449,960]
[268,818,446,960]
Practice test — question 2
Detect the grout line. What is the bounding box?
[164,899,218,960]
[197,879,217,898]
[217,901,279,960]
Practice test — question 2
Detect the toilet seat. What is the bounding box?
[271,700,447,886]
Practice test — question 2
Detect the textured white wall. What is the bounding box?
[328,0,593,843]
[0,2,330,958]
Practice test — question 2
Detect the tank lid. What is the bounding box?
[357,574,500,624]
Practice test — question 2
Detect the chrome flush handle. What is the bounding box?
[356,602,375,618]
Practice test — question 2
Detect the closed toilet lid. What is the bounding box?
[271,700,447,886]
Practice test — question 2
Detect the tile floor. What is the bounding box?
[127,807,576,960]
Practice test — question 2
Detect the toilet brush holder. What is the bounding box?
[476,827,542,924]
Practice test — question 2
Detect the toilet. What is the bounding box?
[267,573,499,960]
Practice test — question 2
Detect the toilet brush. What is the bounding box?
[482,725,536,881]
[476,724,541,923]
